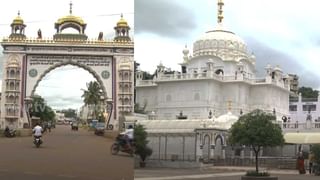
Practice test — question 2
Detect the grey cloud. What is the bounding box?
[42,95,83,110]
[246,38,320,88]
[135,0,197,38]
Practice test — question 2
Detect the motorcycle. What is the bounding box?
[4,128,16,137]
[111,134,135,156]
[33,136,42,148]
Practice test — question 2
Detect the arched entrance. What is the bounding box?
[0,9,133,130]
[214,135,224,159]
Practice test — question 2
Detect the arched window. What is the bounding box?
[215,69,224,75]
[124,72,129,80]
[10,70,15,78]
[9,82,14,90]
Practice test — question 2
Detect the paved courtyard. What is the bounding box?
[134,166,319,180]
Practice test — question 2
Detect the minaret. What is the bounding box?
[9,11,27,39]
[114,13,131,41]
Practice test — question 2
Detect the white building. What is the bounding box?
[286,93,320,131]
[133,0,296,165]
[136,6,291,123]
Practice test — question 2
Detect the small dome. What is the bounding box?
[56,15,86,26]
[116,14,129,27]
[12,16,24,25]
[274,65,282,72]
[182,45,189,55]
[119,62,131,70]
[8,58,20,68]
[11,12,24,25]
[214,111,238,129]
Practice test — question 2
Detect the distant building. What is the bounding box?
[288,74,299,95]
[55,110,65,124]
[288,93,320,124]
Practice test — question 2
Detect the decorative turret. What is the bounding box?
[53,2,87,41]
[114,14,131,41]
[182,45,189,63]
[9,11,26,39]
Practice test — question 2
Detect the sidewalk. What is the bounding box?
[134,166,301,180]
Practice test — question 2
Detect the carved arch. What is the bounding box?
[30,61,108,99]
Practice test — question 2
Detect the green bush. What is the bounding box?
[246,171,270,177]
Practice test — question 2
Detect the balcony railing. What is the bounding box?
[279,122,320,132]
[137,71,289,90]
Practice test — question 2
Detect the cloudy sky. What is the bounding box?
[0,0,133,110]
[135,0,320,89]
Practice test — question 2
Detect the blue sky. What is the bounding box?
[0,0,133,110]
[135,0,320,88]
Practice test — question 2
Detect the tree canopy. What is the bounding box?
[81,81,103,120]
[134,124,152,162]
[30,95,55,122]
[229,109,284,172]
[298,86,319,99]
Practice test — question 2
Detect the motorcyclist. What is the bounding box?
[32,123,43,140]
[121,125,134,149]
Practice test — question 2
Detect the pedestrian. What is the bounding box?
[309,150,315,174]
[47,121,51,132]
[297,151,306,174]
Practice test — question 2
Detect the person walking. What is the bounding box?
[297,151,306,174]
[309,150,315,174]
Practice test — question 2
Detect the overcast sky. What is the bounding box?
[135,0,320,89]
[0,0,133,110]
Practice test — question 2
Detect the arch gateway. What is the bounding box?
[0,10,134,130]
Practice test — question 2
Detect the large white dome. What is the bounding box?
[193,25,249,60]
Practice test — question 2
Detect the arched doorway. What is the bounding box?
[202,134,211,162]
[215,135,224,159]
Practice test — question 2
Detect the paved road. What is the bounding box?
[0,125,133,180]
[135,167,319,180]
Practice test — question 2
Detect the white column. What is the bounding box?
[241,145,245,159]
[250,147,253,160]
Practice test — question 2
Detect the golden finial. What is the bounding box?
[227,100,232,111]
[69,1,73,14]
[217,0,224,24]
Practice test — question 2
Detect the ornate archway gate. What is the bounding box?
[0,9,134,130]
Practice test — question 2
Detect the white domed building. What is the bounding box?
[134,0,293,165]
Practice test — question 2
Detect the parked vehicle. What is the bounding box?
[4,127,16,137]
[111,134,135,156]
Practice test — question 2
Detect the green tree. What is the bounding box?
[134,124,153,164]
[311,144,320,175]
[229,109,284,173]
[298,86,319,99]
[62,109,77,118]
[81,81,103,120]
[30,95,55,123]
